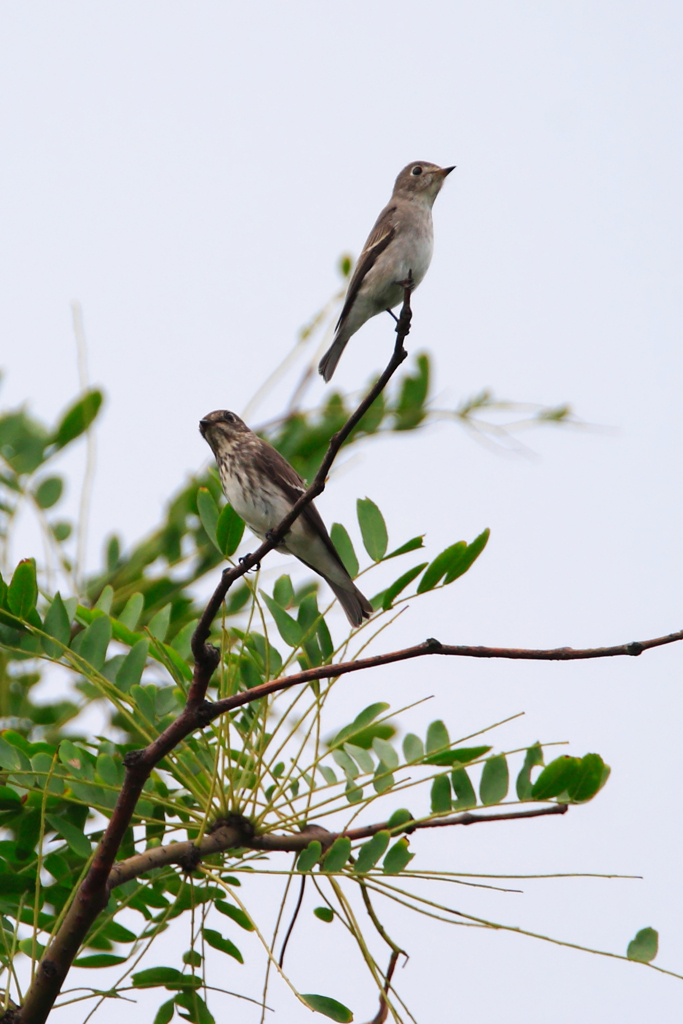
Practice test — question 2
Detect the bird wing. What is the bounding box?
[335,205,397,330]
[253,440,351,576]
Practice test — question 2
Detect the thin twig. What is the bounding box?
[278,875,306,968]
[359,883,406,1024]
[72,301,96,595]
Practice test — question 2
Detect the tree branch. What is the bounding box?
[105,804,567,891]
[204,627,683,717]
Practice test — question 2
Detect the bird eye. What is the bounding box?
[223,412,235,424]
[411,165,423,176]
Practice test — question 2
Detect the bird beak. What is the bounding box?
[199,418,210,437]
[441,166,456,176]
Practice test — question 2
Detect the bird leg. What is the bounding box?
[385,309,400,323]
[394,270,414,338]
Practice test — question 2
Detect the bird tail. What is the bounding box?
[318,333,348,383]
[326,577,373,628]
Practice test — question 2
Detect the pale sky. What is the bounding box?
[1,3,682,1022]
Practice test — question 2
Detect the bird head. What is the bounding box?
[199,410,250,454]
[393,162,455,203]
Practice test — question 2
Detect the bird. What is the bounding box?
[318,161,454,382]
[199,410,373,628]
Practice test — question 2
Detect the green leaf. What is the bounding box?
[0,785,21,809]
[170,620,198,660]
[417,529,490,593]
[216,503,245,556]
[371,737,398,770]
[479,755,509,805]
[383,536,424,560]
[261,592,302,647]
[331,703,390,747]
[425,720,449,755]
[319,765,337,785]
[531,756,580,801]
[568,753,610,803]
[451,767,477,809]
[45,813,92,858]
[42,593,70,657]
[59,739,89,776]
[32,751,62,793]
[215,899,254,931]
[627,927,658,963]
[0,735,22,771]
[33,476,63,509]
[322,836,351,873]
[103,922,137,945]
[118,592,144,631]
[402,733,424,763]
[425,744,491,767]
[133,966,184,988]
[516,743,544,801]
[332,749,358,779]
[344,743,374,774]
[416,543,462,592]
[161,642,193,684]
[301,994,353,1022]
[8,558,37,618]
[345,781,363,803]
[430,775,452,813]
[330,523,359,578]
[77,614,112,670]
[202,927,243,963]
[115,639,148,692]
[95,584,114,613]
[382,837,414,875]
[148,603,171,642]
[357,497,388,561]
[131,684,156,723]
[73,954,127,968]
[0,410,47,473]
[18,939,46,960]
[394,352,430,430]
[387,808,414,832]
[380,563,428,610]
[353,831,390,873]
[314,906,334,922]
[373,763,395,794]
[153,999,176,1024]
[52,521,72,542]
[174,990,215,1024]
[317,616,334,661]
[443,529,490,583]
[297,840,322,872]
[96,752,124,788]
[52,389,103,449]
[273,574,294,608]
[196,487,220,549]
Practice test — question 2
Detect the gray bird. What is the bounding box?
[318,161,454,382]
[199,410,373,628]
